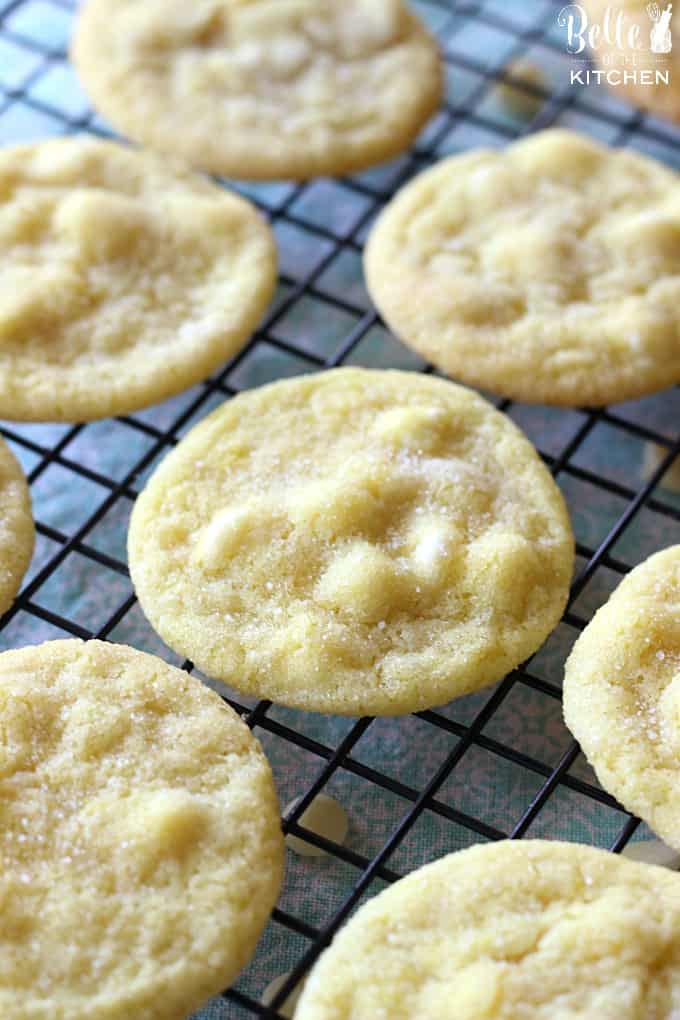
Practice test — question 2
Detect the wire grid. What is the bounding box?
[0,0,679,1016]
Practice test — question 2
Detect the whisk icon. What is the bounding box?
[647,2,673,53]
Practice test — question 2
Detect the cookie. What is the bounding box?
[128,368,574,716]
[564,545,680,850]
[0,136,276,422]
[294,839,680,1020]
[0,437,34,615]
[365,129,680,407]
[0,639,284,1020]
[71,0,442,180]
[585,0,680,122]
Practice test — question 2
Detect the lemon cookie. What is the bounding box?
[585,0,680,122]
[0,438,33,615]
[564,545,680,850]
[0,136,276,422]
[71,0,442,181]
[0,639,284,1020]
[365,129,680,407]
[128,368,574,716]
[294,839,680,1020]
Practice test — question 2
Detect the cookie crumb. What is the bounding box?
[496,59,546,118]
[262,971,305,1019]
[285,793,349,858]
[642,441,680,493]
[622,838,680,870]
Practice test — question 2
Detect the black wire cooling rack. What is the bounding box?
[1,0,680,1017]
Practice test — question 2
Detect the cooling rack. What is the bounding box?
[0,0,679,1017]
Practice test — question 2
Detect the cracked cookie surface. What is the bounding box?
[365,129,680,407]
[71,0,442,180]
[128,368,574,716]
[294,840,680,1020]
[564,545,680,851]
[0,639,283,1020]
[0,136,275,422]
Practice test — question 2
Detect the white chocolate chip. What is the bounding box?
[270,34,311,75]
[195,505,253,569]
[284,793,349,858]
[409,518,459,585]
[372,405,448,450]
[194,499,277,571]
[233,41,263,69]
[413,530,446,573]
[262,972,304,1019]
[315,542,406,623]
[336,0,401,56]
[621,838,680,870]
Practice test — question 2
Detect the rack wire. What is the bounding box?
[0,0,679,1016]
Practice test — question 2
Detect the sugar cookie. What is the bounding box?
[565,545,680,850]
[0,136,275,422]
[0,639,283,1019]
[295,839,680,1020]
[128,368,574,716]
[365,129,680,407]
[0,437,33,615]
[71,0,442,180]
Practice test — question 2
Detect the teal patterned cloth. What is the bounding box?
[1,0,680,1017]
